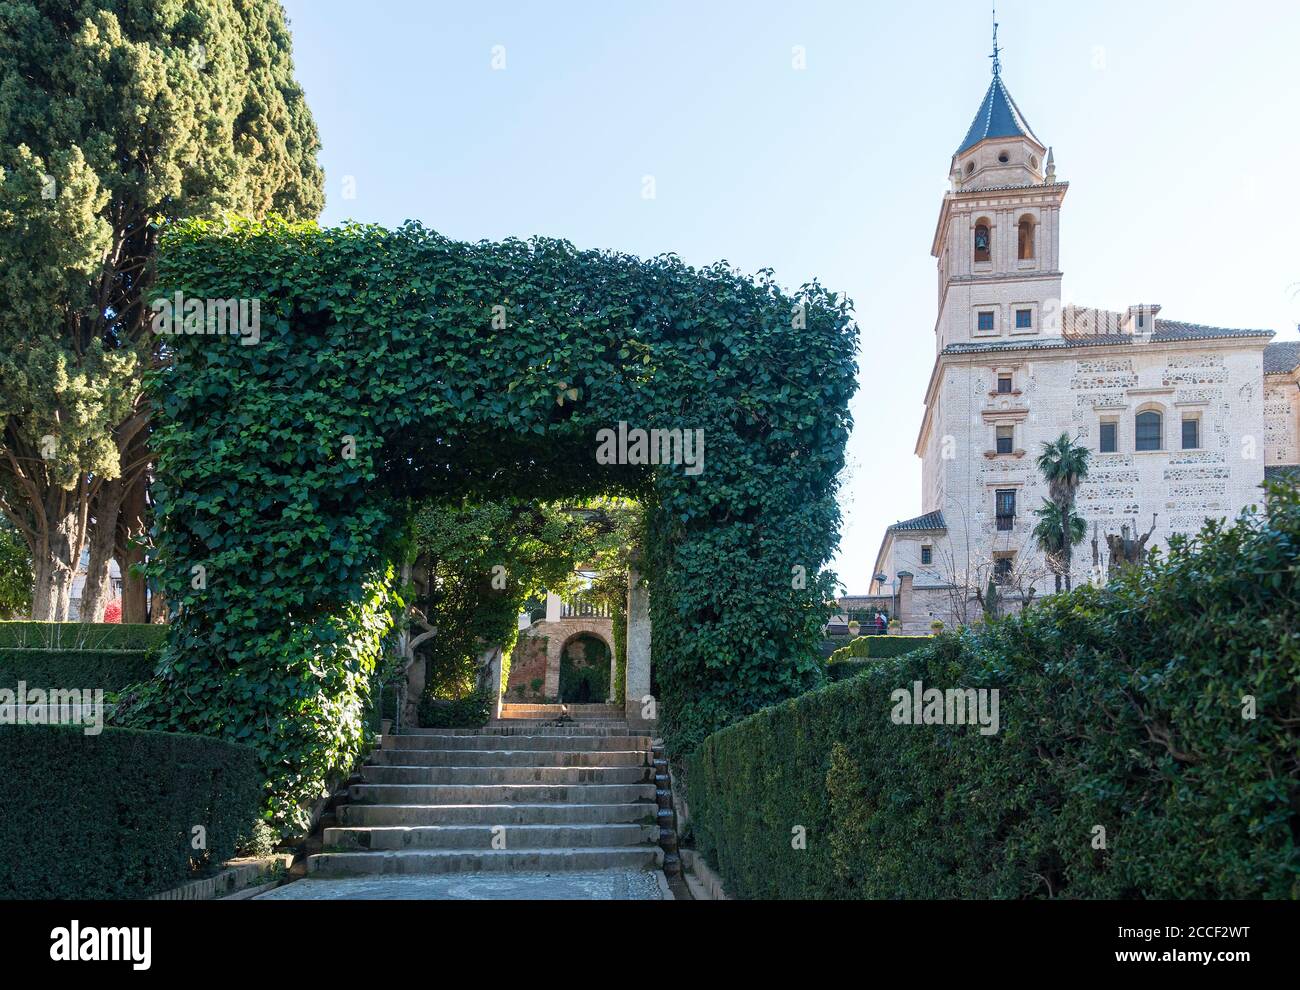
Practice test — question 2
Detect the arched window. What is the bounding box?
[1135,409,1163,451]
[1017,215,1035,260]
[973,220,991,263]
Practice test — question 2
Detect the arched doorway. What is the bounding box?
[558,632,611,703]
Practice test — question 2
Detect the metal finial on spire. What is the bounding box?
[990,4,1002,76]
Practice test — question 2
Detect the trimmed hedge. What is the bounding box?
[0,622,169,652]
[688,484,1300,899]
[828,634,931,664]
[0,648,159,693]
[825,658,873,682]
[0,725,263,899]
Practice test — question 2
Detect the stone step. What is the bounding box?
[337,802,657,827]
[485,722,629,731]
[359,765,653,786]
[323,823,657,851]
[348,782,657,805]
[369,748,648,768]
[384,733,651,751]
[499,704,623,717]
[399,726,645,738]
[307,846,664,876]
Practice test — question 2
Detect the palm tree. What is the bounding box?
[1031,499,1086,592]
[1036,433,1091,590]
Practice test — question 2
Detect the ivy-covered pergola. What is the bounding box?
[128,218,857,828]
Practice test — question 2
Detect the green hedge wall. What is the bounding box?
[0,622,169,652]
[0,725,263,899]
[824,657,873,682]
[128,217,856,826]
[688,484,1300,899]
[0,649,159,693]
[828,634,930,664]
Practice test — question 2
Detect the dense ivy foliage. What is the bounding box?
[130,218,856,826]
[0,725,261,899]
[688,483,1300,898]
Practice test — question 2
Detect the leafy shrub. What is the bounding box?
[0,725,262,899]
[418,687,493,728]
[0,648,159,693]
[689,485,1300,899]
[0,622,168,652]
[236,820,280,859]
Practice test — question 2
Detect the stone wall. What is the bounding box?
[504,633,548,701]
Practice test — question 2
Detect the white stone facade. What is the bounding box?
[870,68,1295,610]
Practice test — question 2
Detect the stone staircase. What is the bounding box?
[308,705,665,876]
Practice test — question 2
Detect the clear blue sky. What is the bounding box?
[281,0,1300,591]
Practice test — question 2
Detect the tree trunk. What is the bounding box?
[116,473,151,623]
[1058,495,1073,592]
[31,503,84,621]
[80,480,125,622]
[149,587,168,624]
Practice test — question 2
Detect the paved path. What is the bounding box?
[254,868,665,900]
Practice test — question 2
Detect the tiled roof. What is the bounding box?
[957,75,1040,154]
[1264,340,1300,374]
[1153,319,1275,341]
[1264,465,1300,481]
[887,510,946,532]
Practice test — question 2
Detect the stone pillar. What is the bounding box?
[402,652,424,730]
[896,571,914,634]
[483,646,503,719]
[624,567,654,727]
[544,591,562,623]
[608,645,618,705]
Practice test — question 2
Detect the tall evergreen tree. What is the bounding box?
[0,0,323,619]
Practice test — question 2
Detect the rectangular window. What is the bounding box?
[1015,309,1032,329]
[920,545,932,565]
[997,374,1012,394]
[993,556,1014,584]
[977,311,995,332]
[995,489,1016,530]
[996,425,1014,455]
[1182,416,1200,450]
[1099,421,1117,454]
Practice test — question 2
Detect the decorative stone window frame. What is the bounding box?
[1010,301,1039,335]
[974,305,1000,337]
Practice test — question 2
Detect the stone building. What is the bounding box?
[869,55,1299,623]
